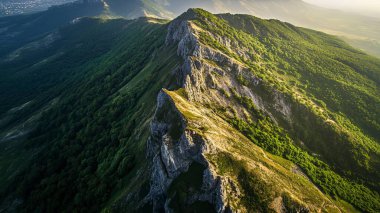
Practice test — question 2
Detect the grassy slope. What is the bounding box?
[165,9,380,212]
[192,9,380,175]
[207,13,380,188]
[241,0,380,59]
[166,89,356,212]
[0,17,181,212]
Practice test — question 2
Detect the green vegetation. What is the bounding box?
[229,116,380,212]
[0,18,130,119]
[183,8,380,212]
[192,8,380,141]
[169,88,358,212]
[211,152,309,212]
[193,8,380,179]
[0,18,179,212]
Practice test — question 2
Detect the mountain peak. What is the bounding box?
[174,8,209,21]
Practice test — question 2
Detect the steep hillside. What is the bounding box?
[0,16,180,212]
[0,17,136,136]
[0,8,379,213]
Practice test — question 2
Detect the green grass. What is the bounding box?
[229,116,380,212]
[208,152,310,212]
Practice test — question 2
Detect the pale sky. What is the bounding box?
[304,0,380,17]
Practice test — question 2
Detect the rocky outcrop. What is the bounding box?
[145,91,229,212]
[145,9,297,212]
[146,91,195,200]
[165,9,295,125]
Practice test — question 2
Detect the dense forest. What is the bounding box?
[0,17,180,211]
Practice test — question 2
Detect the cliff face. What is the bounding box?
[166,9,380,183]
[144,9,346,212]
[164,10,292,124]
[144,11,245,211]
[144,89,340,212]
[146,91,227,212]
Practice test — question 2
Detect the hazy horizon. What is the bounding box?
[304,0,380,18]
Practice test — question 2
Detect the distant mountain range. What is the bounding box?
[3,0,378,57]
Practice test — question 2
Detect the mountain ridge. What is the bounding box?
[99,0,380,58]
[0,7,379,213]
[143,9,379,211]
